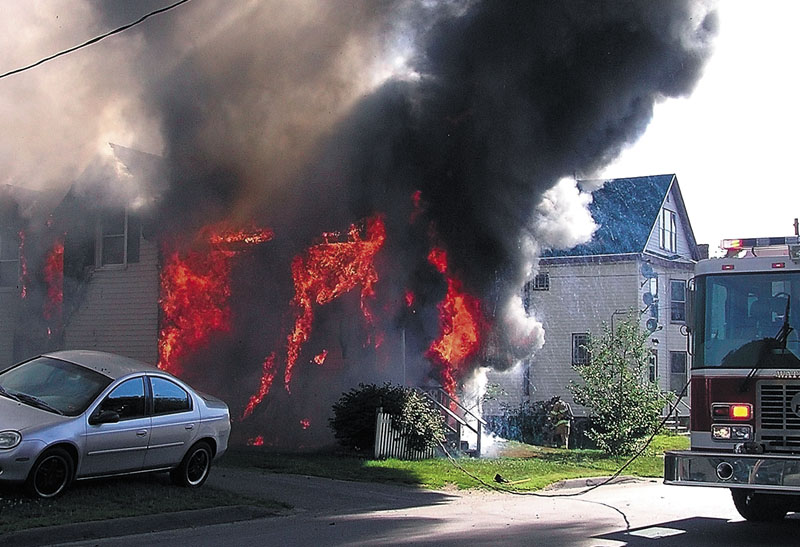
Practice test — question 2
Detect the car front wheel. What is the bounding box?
[26,447,74,498]
[171,441,212,487]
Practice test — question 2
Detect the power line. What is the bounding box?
[0,0,193,81]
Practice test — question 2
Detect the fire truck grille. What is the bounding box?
[758,382,800,450]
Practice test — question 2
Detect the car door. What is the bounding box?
[82,377,150,477]
[143,376,200,470]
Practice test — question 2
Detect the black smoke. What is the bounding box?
[93,0,717,445]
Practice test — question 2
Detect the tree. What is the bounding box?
[569,315,667,456]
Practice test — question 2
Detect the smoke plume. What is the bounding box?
[2,1,717,446]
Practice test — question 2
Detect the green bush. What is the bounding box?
[329,383,445,453]
[569,315,668,456]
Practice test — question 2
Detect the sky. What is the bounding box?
[601,0,800,253]
[1,1,797,256]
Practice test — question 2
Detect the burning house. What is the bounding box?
[1,1,717,449]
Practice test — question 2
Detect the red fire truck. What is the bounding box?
[664,235,800,521]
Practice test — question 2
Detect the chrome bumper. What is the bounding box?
[665,450,800,492]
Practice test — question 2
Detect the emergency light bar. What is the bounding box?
[721,236,800,250]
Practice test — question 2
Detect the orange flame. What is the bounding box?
[426,247,483,399]
[284,215,386,391]
[241,353,278,420]
[313,350,328,365]
[158,224,273,375]
[43,238,64,322]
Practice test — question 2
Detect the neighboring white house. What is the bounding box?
[485,174,704,421]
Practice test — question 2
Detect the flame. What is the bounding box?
[426,247,484,399]
[284,215,386,391]
[201,224,274,247]
[241,353,278,420]
[18,230,28,299]
[43,237,64,322]
[313,350,328,365]
[158,224,273,374]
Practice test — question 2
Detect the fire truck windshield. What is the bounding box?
[694,271,800,369]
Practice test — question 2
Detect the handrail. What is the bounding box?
[419,386,487,426]
[416,386,484,456]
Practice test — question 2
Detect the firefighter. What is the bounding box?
[549,397,573,449]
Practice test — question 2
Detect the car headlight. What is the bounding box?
[0,430,22,449]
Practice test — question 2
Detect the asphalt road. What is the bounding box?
[22,468,800,547]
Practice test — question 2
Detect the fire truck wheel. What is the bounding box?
[731,489,789,522]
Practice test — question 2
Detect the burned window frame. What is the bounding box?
[95,208,141,268]
[0,228,19,288]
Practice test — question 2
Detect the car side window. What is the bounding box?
[99,377,146,420]
[151,377,191,415]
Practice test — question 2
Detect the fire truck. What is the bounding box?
[664,235,800,521]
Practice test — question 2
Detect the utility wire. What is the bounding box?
[0,0,193,80]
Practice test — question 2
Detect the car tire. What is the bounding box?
[171,441,212,487]
[26,447,74,499]
[731,489,790,521]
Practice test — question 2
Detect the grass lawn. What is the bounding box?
[221,433,689,491]
[0,473,287,535]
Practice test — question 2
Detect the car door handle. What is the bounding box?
[136,430,148,437]
[185,424,195,430]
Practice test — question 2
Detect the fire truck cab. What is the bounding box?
[664,236,800,521]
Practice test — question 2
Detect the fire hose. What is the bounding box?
[438,377,692,498]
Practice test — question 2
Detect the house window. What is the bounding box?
[572,333,590,365]
[649,350,658,383]
[670,279,686,323]
[532,273,549,291]
[97,209,141,267]
[670,351,687,393]
[0,229,19,287]
[659,209,677,253]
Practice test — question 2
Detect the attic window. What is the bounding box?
[0,229,19,287]
[97,209,141,267]
[659,209,677,253]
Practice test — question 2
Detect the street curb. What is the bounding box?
[543,475,646,491]
[1,504,278,546]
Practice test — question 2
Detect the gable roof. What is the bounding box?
[542,174,676,258]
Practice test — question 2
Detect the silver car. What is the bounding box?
[0,350,230,498]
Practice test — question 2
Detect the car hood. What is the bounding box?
[0,395,66,432]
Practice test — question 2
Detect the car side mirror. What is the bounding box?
[89,409,120,425]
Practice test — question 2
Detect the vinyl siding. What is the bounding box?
[64,238,159,364]
[0,290,17,366]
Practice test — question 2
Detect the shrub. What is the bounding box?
[329,383,445,453]
[569,315,668,456]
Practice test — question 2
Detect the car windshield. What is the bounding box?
[0,356,113,416]
[694,271,800,368]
